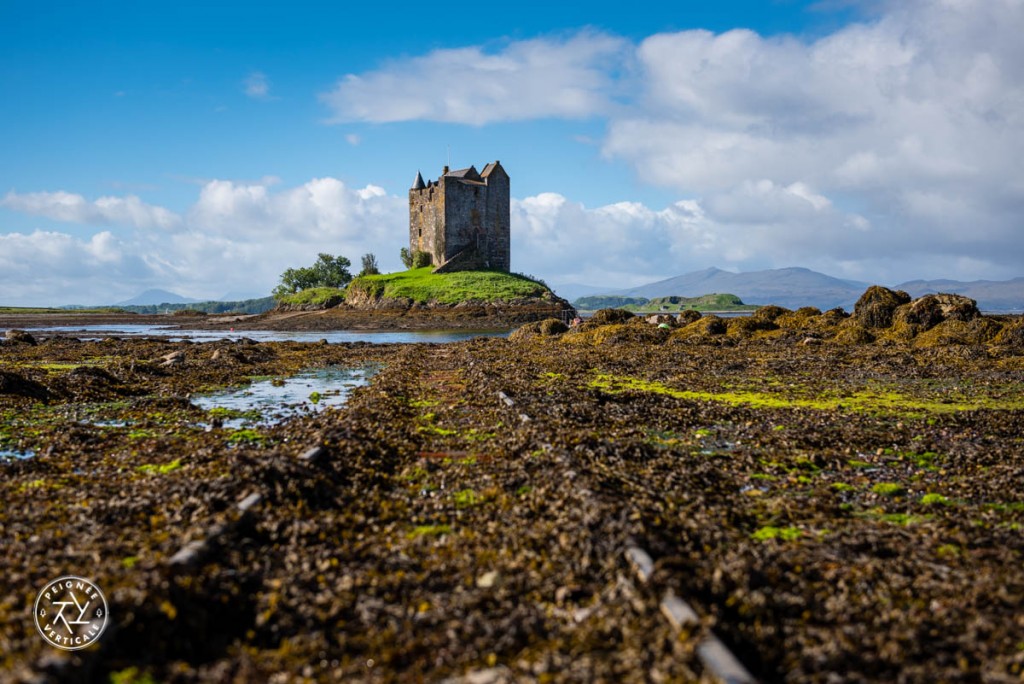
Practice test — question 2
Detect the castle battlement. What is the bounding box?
[409,161,510,273]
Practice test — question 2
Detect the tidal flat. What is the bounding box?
[1,319,1022,682]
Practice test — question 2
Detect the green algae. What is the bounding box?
[454,489,481,508]
[109,666,157,684]
[871,482,906,497]
[588,373,1024,415]
[752,525,803,542]
[227,429,265,445]
[921,493,953,506]
[136,458,182,475]
[407,524,452,539]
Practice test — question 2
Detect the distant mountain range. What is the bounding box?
[114,289,199,306]
[559,267,1024,312]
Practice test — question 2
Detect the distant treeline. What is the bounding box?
[116,296,276,315]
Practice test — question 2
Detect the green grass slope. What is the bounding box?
[346,268,551,305]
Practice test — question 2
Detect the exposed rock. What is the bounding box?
[645,314,676,327]
[160,350,186,367]
[854,286,912,328]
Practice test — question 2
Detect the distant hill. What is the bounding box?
[614,267,869,310]
[551,282,608,302]
[115,289,198,306]
[119,296,276,315]
[573,295,649,310]
[896,278,1024,312]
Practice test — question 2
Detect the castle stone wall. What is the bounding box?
[409,182,445,266]
[483,166,510,272]
[409,161,510,272]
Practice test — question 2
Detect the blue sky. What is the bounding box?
[2,0,1022,305]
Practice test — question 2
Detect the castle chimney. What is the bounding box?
[443,165,449,174]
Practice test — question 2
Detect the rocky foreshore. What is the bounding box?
[1,286,1022,682]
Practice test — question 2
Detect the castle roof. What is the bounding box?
[412,170,425,190]
[481,161,504,178]
[445,165,482,182]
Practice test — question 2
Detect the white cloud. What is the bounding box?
[0,190,181,230]
[600,0,1024,278]
[317,1,1023,282]
[0,179,406,306]
[320,31,628,124]
[244,71,272,100]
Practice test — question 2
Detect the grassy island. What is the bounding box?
[276,268,552,308]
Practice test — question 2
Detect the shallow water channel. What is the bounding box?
[20,324,508,344]
[0,448,34,461]
[193,364,380,428]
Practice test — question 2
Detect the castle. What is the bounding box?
[409,161,510,273]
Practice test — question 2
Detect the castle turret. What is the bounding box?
[412,171,425,190]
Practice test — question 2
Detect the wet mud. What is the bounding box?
[1,310,1023,682]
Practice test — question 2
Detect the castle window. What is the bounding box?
[418,228,422,237]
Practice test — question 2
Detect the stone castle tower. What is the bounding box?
[409,161,510,273]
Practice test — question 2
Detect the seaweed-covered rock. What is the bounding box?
[567,317,669,345]
[897,293,980,331]
[509,318,569,342]
[672,315,727,341]
[854,286,911,328]
[913,318,1002,347]
[588,308,635,327]
[833,320,875,345]
[753,305,790,323]
[0,370,50,400]
[993,318,1024,346]
[4,329,37,345]
[676,310,702,326]
[727,315,779,337]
